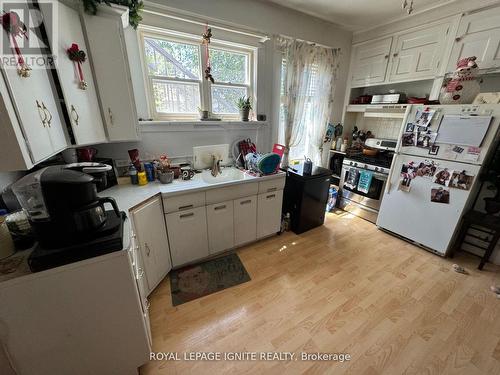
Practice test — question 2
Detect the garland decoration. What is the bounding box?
[0,11,31,77]
[202,24,214,83]
[67,43,88,90]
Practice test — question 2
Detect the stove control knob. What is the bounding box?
[354,163,358,167]
[349,161,353,166]
[380,168,384,173]
[364,164,368,169]
[375,167,379,172]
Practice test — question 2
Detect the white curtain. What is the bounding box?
[277,37,340,166]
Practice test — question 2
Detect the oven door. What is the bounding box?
[340,166,387,210]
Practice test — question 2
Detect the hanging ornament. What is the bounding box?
[201,24,214,83]
[67,43,87,90]
[0,12,31,77]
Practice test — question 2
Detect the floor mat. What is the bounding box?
[169,253,251,306]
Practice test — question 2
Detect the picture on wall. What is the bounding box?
[431,187,450,204]
[434,168,452,186]
[449,170,474,190]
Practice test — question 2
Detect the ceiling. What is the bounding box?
[263,0,455,31]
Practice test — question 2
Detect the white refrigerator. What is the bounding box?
[377,104,500,256]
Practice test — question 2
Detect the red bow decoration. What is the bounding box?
[67,43,87,90]
[0,12,31,77]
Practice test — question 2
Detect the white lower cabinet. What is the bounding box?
[166,207,209,267]
[257,190,283,239]
[234,195,257,246]
[207,200,234,254]
[131,197,172,294]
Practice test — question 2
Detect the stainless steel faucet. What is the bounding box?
[211,154,222,177]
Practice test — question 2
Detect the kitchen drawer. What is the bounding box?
[206,182,258,205]
[162,191,206,213]
[258,177,285,194]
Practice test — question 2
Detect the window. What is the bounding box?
[140,31,255,120]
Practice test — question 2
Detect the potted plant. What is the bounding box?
[237,96,252,122]
[157,154,174,184]
[197,107,209,120]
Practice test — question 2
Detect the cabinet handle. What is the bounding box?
[393,53,398,57]
[384,54,389,59]
[145,299,151,311]
[41,102,52,127]
[145,242,151,257]
[180,212,194,219]
[267,187,277,192]
[214,204,226,210]
[108,107,114,126]
[266,194,276,199]
[240,199,252,205]
[455,37,462,42]
[138,267,144,279]
[70,105,79,126]
[36,100,47,127]
[178,204,193,210]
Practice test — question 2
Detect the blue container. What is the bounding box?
[144,162,155,182]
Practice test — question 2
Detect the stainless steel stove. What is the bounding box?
[339,138,397,223]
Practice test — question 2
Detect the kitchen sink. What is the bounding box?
[200,167,251,184]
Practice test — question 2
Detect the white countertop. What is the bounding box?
[102,169,286,213]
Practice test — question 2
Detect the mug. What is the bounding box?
[181,168,195,180]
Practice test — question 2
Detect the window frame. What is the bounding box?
[139,29,256,121]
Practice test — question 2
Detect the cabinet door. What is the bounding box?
[448,8,500,71]
[166,207,209,267]
[82,12,140,142]
[206,200,234,254]
[0,6,68,162]
[234,195,257,246]
[389,22,450,81]
[351,37,392,86]
[40,2,106,145]
[132,197,171,293]
[257,190,283,239]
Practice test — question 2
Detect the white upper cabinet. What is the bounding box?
[447,7,500,72]
[389,22,450,82]
[40,1,106,146]
[82,7,141,142]
[350,37,392,87]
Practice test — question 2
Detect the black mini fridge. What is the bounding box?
[282,164,332,234]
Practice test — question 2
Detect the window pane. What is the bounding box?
[152,79,200,114]
[144,37,200,79]
[210,49,248,84]
[211,85,247,114]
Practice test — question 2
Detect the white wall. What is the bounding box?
[96,0,352,164]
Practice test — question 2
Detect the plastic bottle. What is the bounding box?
[0,209,15,260]
[129,164,138,185]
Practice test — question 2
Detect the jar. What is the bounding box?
[138,171,148,186]
[0,209,15,260]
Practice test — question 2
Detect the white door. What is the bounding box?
[82,12,140,142]
[389,22,450,82]
[0,4,68,162]
[166,207,209,267]
[257,190,283,239]
[206,200,234,254]
[40,1,106,145]
[133,197,172,292]
[448,8,500,71]
[351,37,392,87]
[234,195,257,246]
[377,154,481,255]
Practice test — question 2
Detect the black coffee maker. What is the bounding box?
[12,166,125,273]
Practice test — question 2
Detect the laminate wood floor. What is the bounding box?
[141,211,500,375]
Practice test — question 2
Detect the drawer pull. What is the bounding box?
[267,187,277,192]
[145,243,151,257]
[266,194,276,199]
[145,299,151,311]
[240,199,252,205]
[138,267,144,279]
[214,204,226,210]
[180,212,194,219]
[178,204,194,210]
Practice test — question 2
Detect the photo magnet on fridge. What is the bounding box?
[398,177,412,192]
[449,170,474,190]
[431,187,450,204]
[405,123,415,132]
[434,168,453,186]
[416,132,438,149]
[402,132,416,147]
[414,109,436,128]
[429,145,440,155]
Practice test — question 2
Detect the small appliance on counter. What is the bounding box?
[63,157,118,192]
[282,164,332,234]
[11,166,126,272]
[371,93,406,104]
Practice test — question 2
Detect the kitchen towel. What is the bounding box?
[357,170,374,194]
[344,168,360,190]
